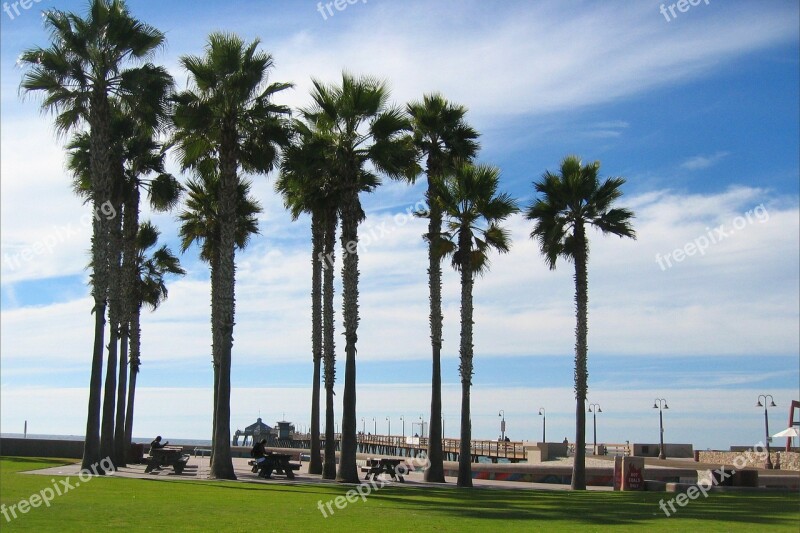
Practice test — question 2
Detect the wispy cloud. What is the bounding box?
[680,151,731,170]
[584,120,630,138]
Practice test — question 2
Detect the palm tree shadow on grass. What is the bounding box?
[368,489,799,527]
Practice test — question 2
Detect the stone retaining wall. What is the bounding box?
[0,438,84,459]
[696,450,800,471]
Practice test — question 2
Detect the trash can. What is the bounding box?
[129,443,144,464]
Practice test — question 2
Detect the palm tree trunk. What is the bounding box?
[210,253,220,468]
[336,194,360,484]
[322,211,338,480]
[114,189,138,468]
[83,299,106,471]
[456,231,475,487]
[100,307,118,462]
[100,199,123,466]
[114,328,129,466]
[425,176,445,482]
[124,307,141,461]
[571,221,589,490]
[309,212,323,475]
[82,93,113,472]
[211,125,238,480]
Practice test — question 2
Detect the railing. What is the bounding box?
[294,434,629,460]
[354,434,527,460]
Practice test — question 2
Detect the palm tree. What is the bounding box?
[276,123,339,476]
[407,94,479,482]
[115,142,180,467]
[433,163,517,487]
[177,169,262,472]
[525,155,636,490]
[20,0,169,471]
[66,114,180,467]
[172,32,291,479]
[124,221,185,456]
[306,73,418,483]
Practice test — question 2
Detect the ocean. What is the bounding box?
[0,433,212,446]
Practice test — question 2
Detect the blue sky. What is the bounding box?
[1,0,798,449]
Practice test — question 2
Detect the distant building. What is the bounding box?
[232,417,272,446]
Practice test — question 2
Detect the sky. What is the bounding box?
[1,0,798,451]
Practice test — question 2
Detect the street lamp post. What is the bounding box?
[361,417,365,435]
[498,410,505,441]
[373,417,376,435]
[400,416,405,439]
[386,417,391,437]
[538,408,546,443]
[653,398,668,460]
[588,404,602,455]
[757,395,777,469]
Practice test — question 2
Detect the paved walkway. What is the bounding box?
[22,457,616,491]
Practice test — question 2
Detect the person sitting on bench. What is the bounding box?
[150,436,169,450]
[250,439,268,473]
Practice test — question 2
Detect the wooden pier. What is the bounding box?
[283,433,528,463]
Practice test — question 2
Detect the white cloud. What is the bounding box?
[2,187,797,374]
[2,384,797,450]
[680,151,731,170]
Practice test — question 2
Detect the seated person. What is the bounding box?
[250,439,269,473]
[150,435,169,451]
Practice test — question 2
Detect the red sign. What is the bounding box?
[627,464,643,490]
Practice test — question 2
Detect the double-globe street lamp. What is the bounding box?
[588,403,602,455]
[538,408,546,443]
[757,394,777,469]
[653,398,668,460]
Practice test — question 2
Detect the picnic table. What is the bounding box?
[361,458,405,482]
[145,446,190,474]
[248,453,301,479]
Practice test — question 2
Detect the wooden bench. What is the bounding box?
[248,453,301,479]
[361,458,405,482]
[145,447,191,474]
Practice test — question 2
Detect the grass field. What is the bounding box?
[1,457,798,531]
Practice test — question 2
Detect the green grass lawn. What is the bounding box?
[1,457,798,531]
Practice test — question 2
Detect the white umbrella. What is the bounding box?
[772,427,800,438]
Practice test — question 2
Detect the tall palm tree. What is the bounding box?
[66,114,180,467]
[115,144,181,467]
[319,198,338,480]
[172,32,291,479]
[526,155,636,490]
[433,163,517,487]
[177,169,262,471]
[20,0,169,471]
[276,123,339,476]
[407,94,479,482]
[306,73,418,483]
[124,221,185,456]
